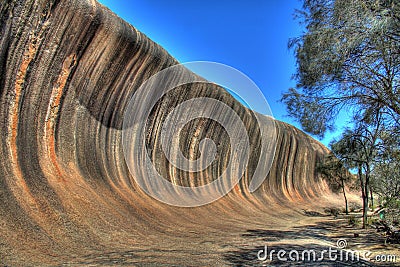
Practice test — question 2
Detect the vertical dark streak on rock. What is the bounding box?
[0,1,12,98]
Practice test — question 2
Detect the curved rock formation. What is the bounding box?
[0,0,336,265]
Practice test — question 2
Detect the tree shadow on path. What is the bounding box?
[224,220,397,266]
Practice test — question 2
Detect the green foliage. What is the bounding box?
[373,161,400,203]
[348,215,361,227]
[284,0,400,229]
[324,206,341,216]
[329,116,384,229]
[380,199,400,225]
[349,202,362,212]
[283,0,400,137]
[317,154,352,214]
[372,133,400,225]
[316,154,351,192]
[367,216,379,227]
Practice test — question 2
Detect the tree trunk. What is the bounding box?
[358,164,368,229]
[362,192,368,229]
[364,163,371,229]
[369,186,374,209]
[341,178,348,215]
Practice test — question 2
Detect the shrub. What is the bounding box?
[348,215,360,227]
[367,217,379,227]
[324,207,340,217]
[349,202,362,212]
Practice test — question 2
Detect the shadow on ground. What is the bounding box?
[223,220,398,266]
[224,243,377,266]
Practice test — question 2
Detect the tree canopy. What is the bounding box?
[284,0,400,229]
[283,0,400,137]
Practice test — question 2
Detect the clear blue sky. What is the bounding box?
[98,0,343,146]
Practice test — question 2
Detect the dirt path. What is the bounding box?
[49,212,399,266]
[223,214,400,266]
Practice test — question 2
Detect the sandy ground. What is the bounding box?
[222,215,400,266]
[47,210,398,266]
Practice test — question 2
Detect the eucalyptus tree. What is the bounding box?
[317,154,352,214]
[283,0,400,138]
[331,115,383,228]
[371,128,400,223]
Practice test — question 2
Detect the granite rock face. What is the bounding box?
[0,0,333,265]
